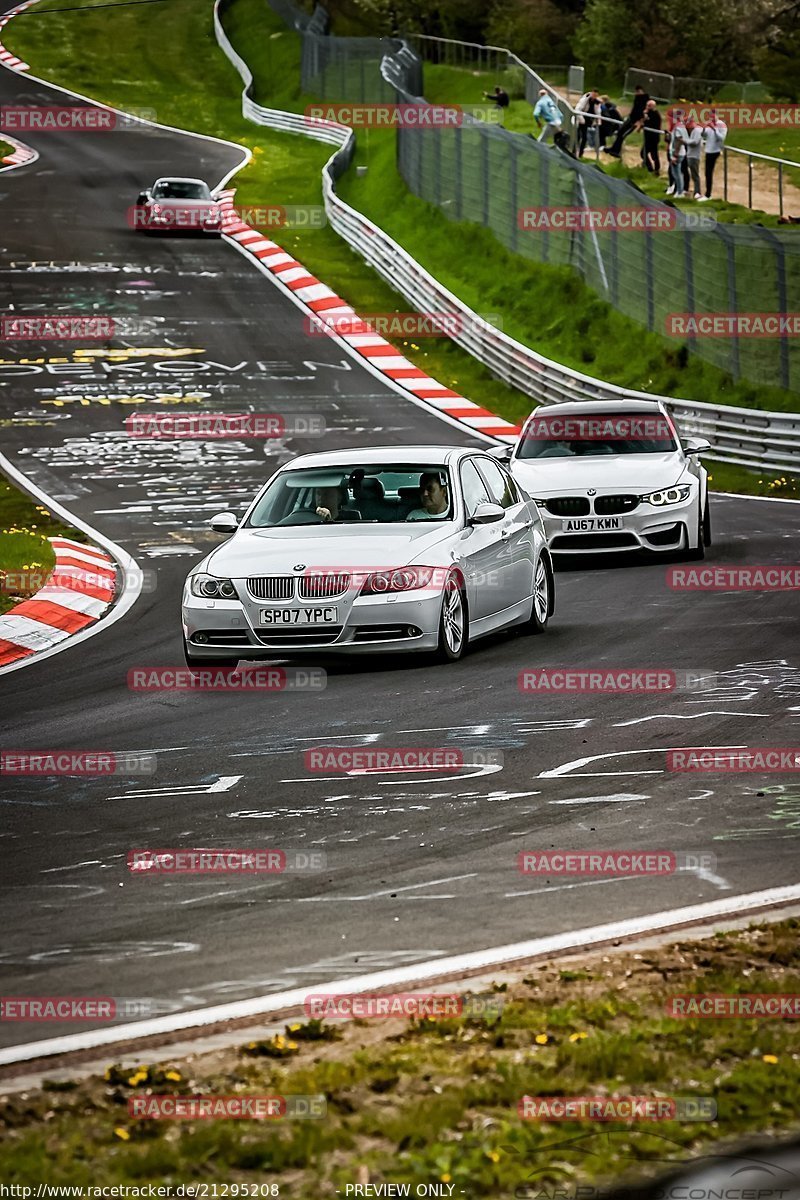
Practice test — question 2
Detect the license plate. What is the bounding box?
[260,606,338,625]
[561,517,622,532]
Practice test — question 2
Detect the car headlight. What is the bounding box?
[640,485,692,506]
[190,574,237,599]
[360,566,440,595]
[205,207,221,223]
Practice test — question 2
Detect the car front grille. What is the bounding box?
[550,532,640,550]
[544,497,591,516]
[247,576,295,601]
[594,494,640,515]
[299,573,350,600]
[255,627,343,647]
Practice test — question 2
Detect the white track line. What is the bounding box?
[1,884,798,1066]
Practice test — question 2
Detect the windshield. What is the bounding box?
[152,181,211,200]
[517,411,677,459]
[247,465,454,528]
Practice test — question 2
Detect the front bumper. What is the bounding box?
[541,499,695,554]
[182,585,445,658]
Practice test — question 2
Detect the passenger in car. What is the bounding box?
[314,485,361,523]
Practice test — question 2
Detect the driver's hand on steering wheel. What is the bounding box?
[315,506,333,522]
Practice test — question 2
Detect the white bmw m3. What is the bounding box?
[503,400,712,558]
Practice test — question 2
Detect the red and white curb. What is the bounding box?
[0,0,33,70]
[217,192,520,441]
[0,537,116,668]
[1,132,37,167]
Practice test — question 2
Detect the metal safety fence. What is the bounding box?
[214,0,800,471]
[624,68,767,104]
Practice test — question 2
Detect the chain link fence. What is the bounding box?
[274,3,800,395]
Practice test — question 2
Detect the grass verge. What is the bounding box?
[0,476,86,615]
[4,0,799,503]
[0,920,798,1193]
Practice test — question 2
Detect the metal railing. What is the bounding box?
[213,0,800,473]
[624,68,766,103]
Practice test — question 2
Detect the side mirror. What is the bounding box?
[470,502,505,525]
[136,192,149,205]
[684,438,712,455]
[488,443,513,462]
[209,512,238,533]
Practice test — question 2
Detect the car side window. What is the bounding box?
[476,457,517,509]
[460,459,492,518]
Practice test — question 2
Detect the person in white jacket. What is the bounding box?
[701,109,728,200]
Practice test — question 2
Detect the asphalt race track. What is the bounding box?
[1,45,798,1053]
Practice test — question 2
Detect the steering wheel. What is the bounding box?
[275,510,325,526]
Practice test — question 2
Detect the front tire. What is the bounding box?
[682,501,707,561]
[523,555,552,634]
[434,573,467,662]
[183,637,240,671]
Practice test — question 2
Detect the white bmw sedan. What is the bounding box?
[504,400,712,558]
[182,446,554,666]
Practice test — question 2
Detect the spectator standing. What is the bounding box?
[605,85,649,157]
[683,114,703,198]
[575,88,603,157]
[641,99,662,174]
[599,95,622,150]
[666,120,687,197]
[533,89,563,143]
[701,108,727,200]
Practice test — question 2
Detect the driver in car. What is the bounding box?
[314,485,360,523]
[406,472,450,521]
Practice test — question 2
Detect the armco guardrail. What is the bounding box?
[213,0,800,474]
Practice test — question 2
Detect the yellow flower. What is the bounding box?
[287,1041,298,1050]
[165,1070,181,1081]
[486,1149,501,1162]
[569,1032,588,1042]
[762,1054,778,1064]
[534,1033,549,1045]
[127,1071,147,1085]
[288,1023,301,1031]
[440,1176,451,1184]
[114,1127,131,1141]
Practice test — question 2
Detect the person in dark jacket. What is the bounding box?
[641,99,662,173]
[605,85,649,157]
[482,85,510,109]
[599,96,622,150]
